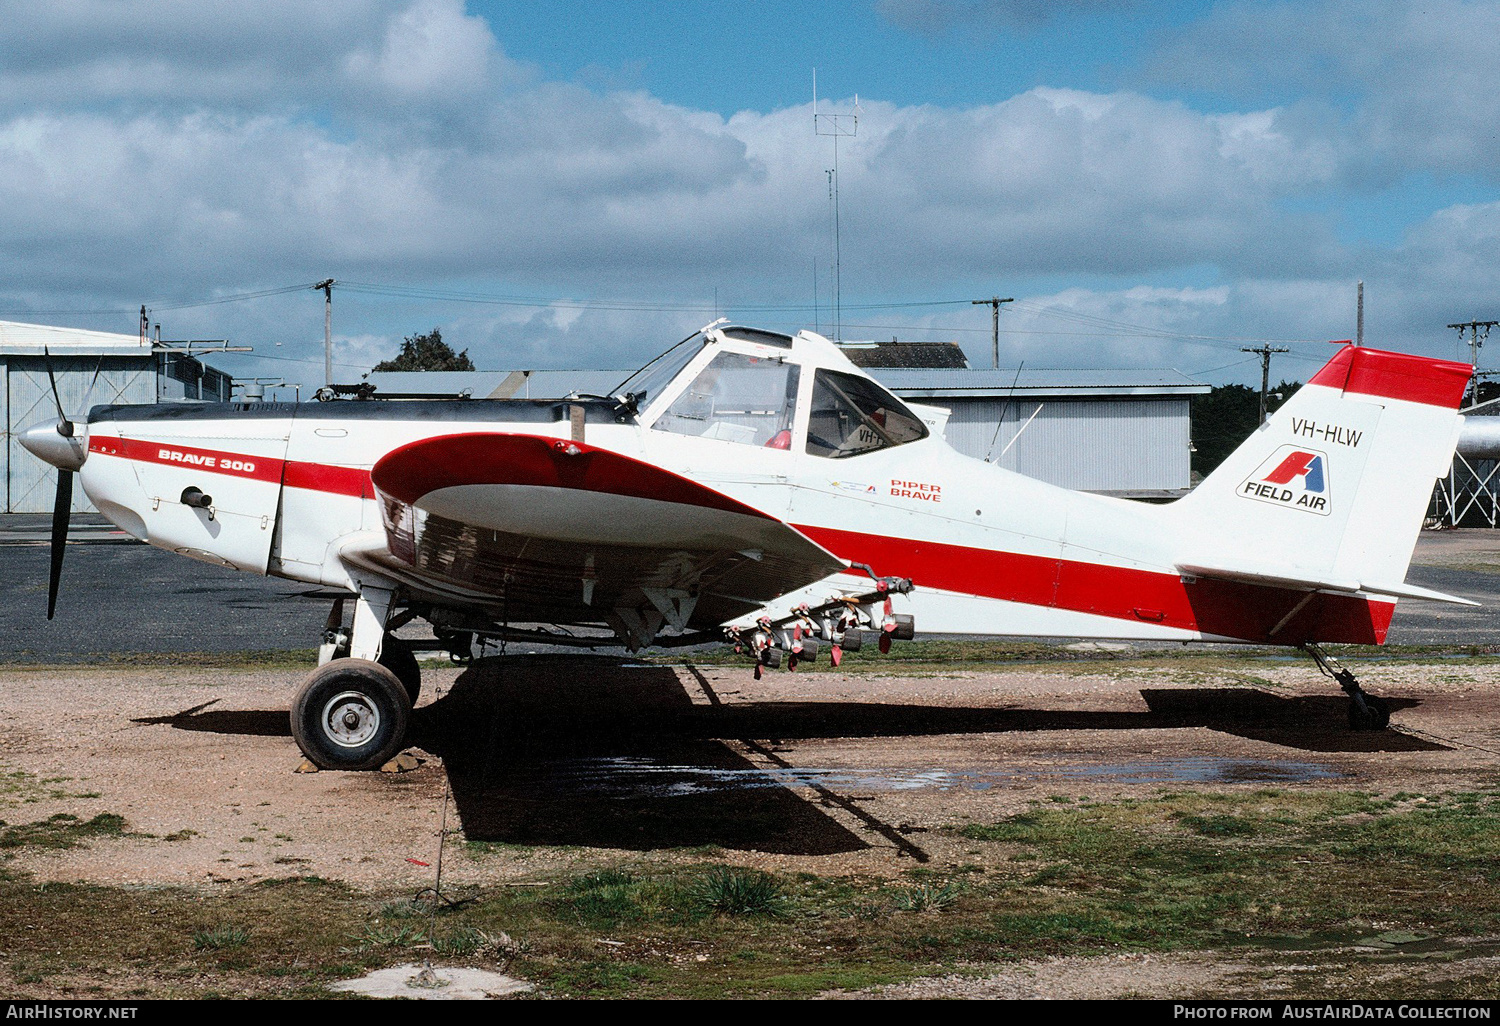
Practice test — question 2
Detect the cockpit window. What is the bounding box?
[805,369,928,458]
[612,336,707,410]
[719,326,794,349]
[652,351,800,448]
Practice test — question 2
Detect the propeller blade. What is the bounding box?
[78,353,104,415]
[47,469,73,620]
[41,346,73,438]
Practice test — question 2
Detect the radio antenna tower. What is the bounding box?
[814,70,859,342]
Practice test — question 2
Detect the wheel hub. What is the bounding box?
[322,690,380,748]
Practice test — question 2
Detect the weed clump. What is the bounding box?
[193,925,250,950]
[891,881,963,913]
[692,867,787,917]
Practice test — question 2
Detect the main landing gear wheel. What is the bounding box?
[291,658,412,770]
[377,636,422,704]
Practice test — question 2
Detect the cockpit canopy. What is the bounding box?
[617,322,928,458]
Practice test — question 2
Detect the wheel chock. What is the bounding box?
[293,759,320,774]
[380,752,422,773]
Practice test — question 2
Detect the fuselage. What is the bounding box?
[73,326,1400,647]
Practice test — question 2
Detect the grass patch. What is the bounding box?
[0,768,102,807]
[0,813,127,852]
[192,925,249,951]
[661,641,1500,677]
[1,793,1498,998]
[0,650,321,670]
[953,789,1500,954]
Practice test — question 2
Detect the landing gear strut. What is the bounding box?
[294,580,416,769]
[1303,643,1390,731]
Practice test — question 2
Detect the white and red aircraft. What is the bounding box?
[21,321,1476,769]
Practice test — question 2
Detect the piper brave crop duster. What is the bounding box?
[21,321,1476,769]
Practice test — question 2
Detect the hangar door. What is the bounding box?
[5,357,155,513]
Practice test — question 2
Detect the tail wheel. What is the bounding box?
[1349,694,1392,731]
[377,636,422,704]
[291,658,411,770]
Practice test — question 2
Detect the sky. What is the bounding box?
[2,0,1499,394]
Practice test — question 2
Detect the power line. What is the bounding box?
[1447,319,1497,368]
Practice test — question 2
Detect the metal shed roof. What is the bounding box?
[0,320,151,356]
[871,367,1209,399]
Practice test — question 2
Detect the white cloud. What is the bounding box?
[0,0,1491,385]
[343,0,498,100]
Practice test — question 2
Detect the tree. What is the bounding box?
[1190,379,1302,477]
[371,328,475,372]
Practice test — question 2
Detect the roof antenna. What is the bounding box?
[814,69,859,344]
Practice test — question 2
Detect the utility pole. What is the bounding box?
[971,296,1014,369]
[314,279,335,387]
[1242,344,1290,426]
[1447,319,1497,368]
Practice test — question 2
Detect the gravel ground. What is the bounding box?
[4,526,1500,997]
[6,657,1498,888]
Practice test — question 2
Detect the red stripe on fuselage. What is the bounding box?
[794,523,1393,645]
[89,436,284,483]
[281,461,370,497]
[89,436,371,496]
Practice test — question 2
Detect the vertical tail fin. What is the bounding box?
[1169,346,1470,597]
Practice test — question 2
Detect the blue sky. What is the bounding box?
[1,0,1498,392]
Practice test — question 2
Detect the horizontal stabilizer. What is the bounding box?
[1177,561,1478,607]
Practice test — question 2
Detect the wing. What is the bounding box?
[364,432,847,643]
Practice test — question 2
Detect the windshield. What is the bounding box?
[652,351,800,447]
[612,336,708,409]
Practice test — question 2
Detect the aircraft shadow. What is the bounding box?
[411,658,876,856]
[135,656,1450,854]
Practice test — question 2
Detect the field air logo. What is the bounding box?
[1239,446,1331,516]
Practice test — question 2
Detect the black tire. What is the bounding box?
[840,629,863,652]
[291,658,412,770]
[889,614,916,641]
[1366,695,1391,730]
[378,636,422,704]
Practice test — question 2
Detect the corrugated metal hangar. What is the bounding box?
[367,352,1208,499]
[0,320,232,513]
